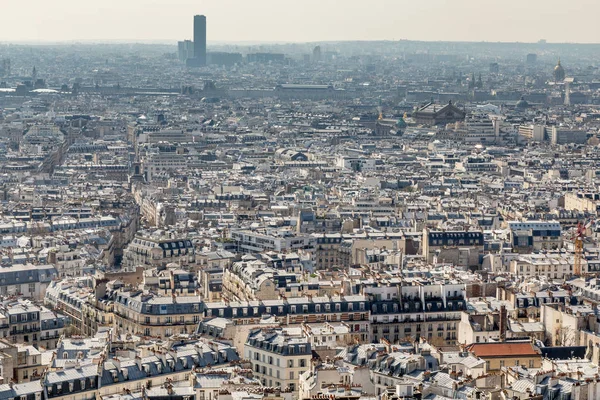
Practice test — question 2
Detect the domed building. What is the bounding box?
[516,97,529,110]
[554,58,565,82]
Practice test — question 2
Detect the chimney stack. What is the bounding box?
[499,305,508,341]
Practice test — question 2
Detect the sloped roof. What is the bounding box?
[466,342,539,357]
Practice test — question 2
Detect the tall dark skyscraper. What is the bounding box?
[193,15,207,66]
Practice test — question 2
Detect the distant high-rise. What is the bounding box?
[178,40,194,62]
[313,46,322,63]
[193,15,207,66]
[0,59,10,78]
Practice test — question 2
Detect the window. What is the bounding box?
[289,372,294,380]
[529,360,534,368]
[500,360,504,367]
[515,360,520,366]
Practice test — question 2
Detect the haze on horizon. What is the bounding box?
[1,0,599,44]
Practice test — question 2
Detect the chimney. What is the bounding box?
[170,270,175,294]
[499,305,508,341]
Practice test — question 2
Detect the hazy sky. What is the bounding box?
[1,0,599,44]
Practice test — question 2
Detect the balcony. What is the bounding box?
[425,315,461,322]
[10,327,41,334]
[41,333,62,340]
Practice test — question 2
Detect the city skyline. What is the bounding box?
[1,0,599,44]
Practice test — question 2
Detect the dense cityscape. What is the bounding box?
[1,10,600,400]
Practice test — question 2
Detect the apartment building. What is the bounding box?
[509,252,581,279]
[112,290,203,338]
[228,229,315,253]
[421,228,484,267]
[508,221,562,252]
[368,283,466,346]
[122,233,197,271]
[245,328,312,391]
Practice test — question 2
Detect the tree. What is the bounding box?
[555,326,576,346]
